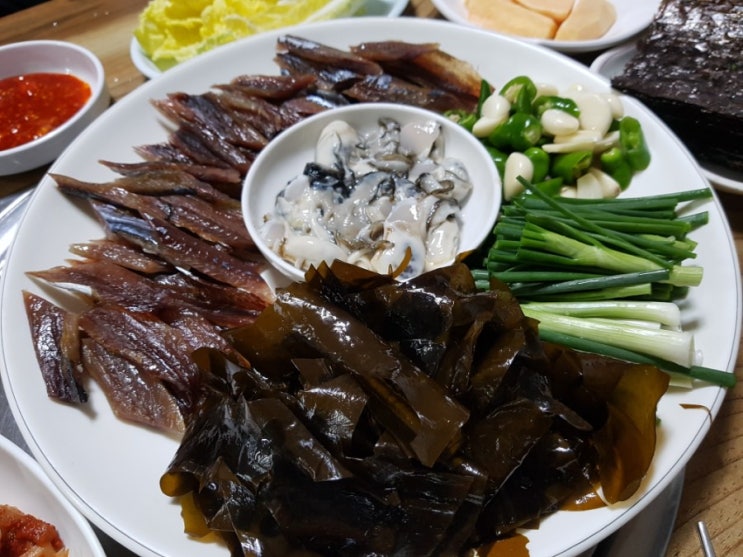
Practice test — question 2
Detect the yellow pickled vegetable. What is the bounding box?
[554,0,617,41]
[134,0,364,71]
[465,0,557,40]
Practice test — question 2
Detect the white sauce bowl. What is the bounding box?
[0,40,109,176]
[242,102,502,283]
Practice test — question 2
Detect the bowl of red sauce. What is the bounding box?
[0,40,109,176]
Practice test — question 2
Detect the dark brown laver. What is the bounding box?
[611,0,743,172]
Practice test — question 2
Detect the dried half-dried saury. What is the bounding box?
[161,260,668,556]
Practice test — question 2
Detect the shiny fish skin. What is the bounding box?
[227,73,317,101]
[68,239,173,274]
[351,40,483,100]
[277,35,384,76]
[78,305,201,413]
[100,160,242,186]
[30,260,268,329]
[82,337,185,433]
[23,291,87,404]
[343,74,477,112]
[53,170,233,204]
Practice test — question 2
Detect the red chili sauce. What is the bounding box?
[0,72,92,151]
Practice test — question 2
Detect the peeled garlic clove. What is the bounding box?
[560,185,578,198]
[503,152,534,201]
[570,92,613,136]
[587,167,621,198]
[602,92,624,119]
[594,130,621,153]
[473,116,502,138]
[481,93,511,120]
[542,130,602,153]
[541,108,581,136]
[535,82,559,97]
[473,94,511,138]
[576,171,605,199]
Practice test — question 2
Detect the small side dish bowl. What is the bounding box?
[430,0,661,53]
[0,40,109,176]
[0,435,107,557]
[242,102,502,283]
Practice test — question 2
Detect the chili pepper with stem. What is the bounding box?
[476,79,493,116]
[532,95,581,118]
[499,75,537,114]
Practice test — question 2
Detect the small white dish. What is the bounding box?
[242,102,501,283]
[0,40,109,176]
[430,0,661,53]
[130,0,409,80]
[591,43,743,194]
[0,434,106,557]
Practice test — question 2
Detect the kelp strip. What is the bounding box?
[161,261,669,556]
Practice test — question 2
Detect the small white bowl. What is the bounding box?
[0,40,109,176]
[242,102,501,283]
[430,0,661,53]
[0,435,106,557]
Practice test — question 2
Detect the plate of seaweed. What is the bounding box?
[591,43,743,195]
[1,16,740,557]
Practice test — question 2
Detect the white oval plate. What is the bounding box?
[0,435,106,557]
[431,0,661,53]
[1,17,740,557]
[130,0,410,79]
[590,43,743,195]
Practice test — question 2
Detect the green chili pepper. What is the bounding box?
[532,95,581,118]
[499,76,537,114]
[486,121,512,151]
[550,150,593,184]
[600,146,633,189]
[487,112,543,151]
[619,116,651,171]
[523,146,550,182]
[533,177,564,196]
[477,79,493,117]
[486,146,507,179]
[445,109,478,132]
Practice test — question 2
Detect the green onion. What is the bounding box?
[468,178,721,388]
[522,307,695,367]
[522,300,681,329]
[537,329,736,388]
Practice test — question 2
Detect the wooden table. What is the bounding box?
[1,1,741,556]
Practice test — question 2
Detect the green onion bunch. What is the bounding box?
[469,179,734,388]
